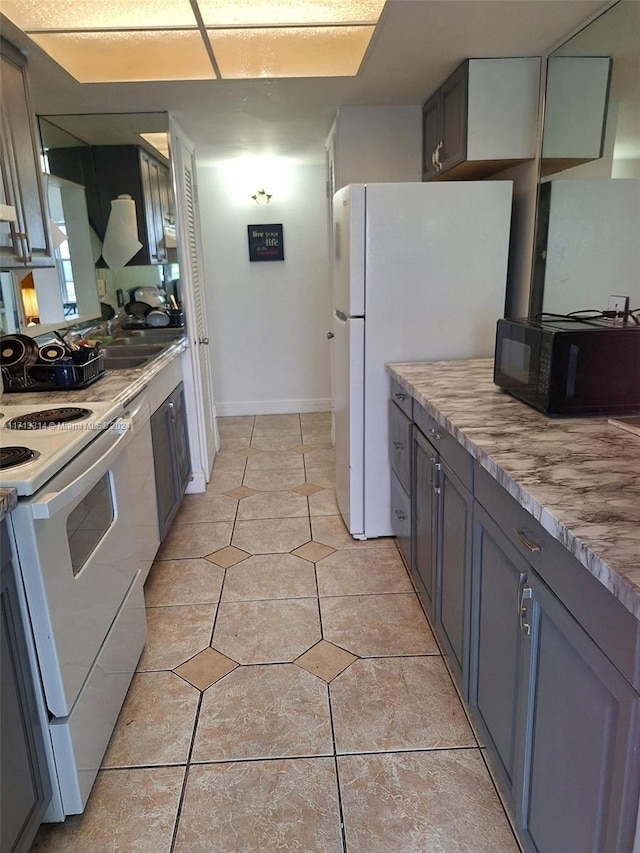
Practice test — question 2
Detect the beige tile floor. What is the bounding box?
[33,413,521,853]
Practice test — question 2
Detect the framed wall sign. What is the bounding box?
[247,224,284,262]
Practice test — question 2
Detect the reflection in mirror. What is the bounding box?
[530,0,640,319]
[39,112,182,330]
[0,271,19,334]
[47,174,100,321]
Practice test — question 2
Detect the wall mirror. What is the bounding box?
[530,0,640,319]
[39,112,181,323]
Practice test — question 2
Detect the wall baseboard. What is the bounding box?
[215,398,332,417]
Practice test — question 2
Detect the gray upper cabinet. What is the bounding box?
[47,143,174,267]
[422,62,467,180]
[422,58,541,181]
[0,38,53,268]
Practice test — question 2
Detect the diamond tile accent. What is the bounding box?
[291,482,325,496]
[174,647,238,691]
[292,541,335,562]
[206,545,251,568]
[223,486,256,500]
[296,640,357,682]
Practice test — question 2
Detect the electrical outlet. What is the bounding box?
[96,279,107,298]
[607,295,629,317]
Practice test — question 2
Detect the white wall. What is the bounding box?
[331,105,422,189]
[197,161,331,416]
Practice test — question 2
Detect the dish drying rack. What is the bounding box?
[1,351,105,393]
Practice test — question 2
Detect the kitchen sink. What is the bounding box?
[102,355,153,370]
[102,344,165,357]
[111,329,184,345]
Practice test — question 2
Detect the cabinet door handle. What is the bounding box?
[429,427,441,441]
[198,337,210,345]
[326,331,334,339]
[433,461,442,494]
[434,140,443,171]
[395,509,406,521]
[14,230,31,263]
[393,441,403,451]
[518,578,533,636]
[514,528,541,553]
[168,400,176,422]
[394,392,406,402]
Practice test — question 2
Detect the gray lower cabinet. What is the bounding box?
[518,572,640,853]
[434,458,472,697]
[471,490,640,853]
[150,382,191,541]
[390,385,640,852]
[412,426,438,613]
[469,502,533,804]
[388,395,412,569]
[411,416,473,697]
[1,519,51,853]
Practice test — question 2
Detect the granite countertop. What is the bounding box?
[0,337,187,410]
[387,358,640,619]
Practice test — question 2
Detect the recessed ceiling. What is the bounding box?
[0,0,613,165]
[1,0,385,82]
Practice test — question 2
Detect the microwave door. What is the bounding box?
[495,324,543,407]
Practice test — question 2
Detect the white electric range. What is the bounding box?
[0,400,123,494]
[0,395,153,821]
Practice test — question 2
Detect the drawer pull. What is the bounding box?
[395,509,406,521]
[514,528,541,553]
[395,392,407,402]
[393,441,404,451]
[429,428,441,440]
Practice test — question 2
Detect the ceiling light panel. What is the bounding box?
[196,0,385,26]
[27,31,216,83]
[207,26,375,79]
[0,0,199,30]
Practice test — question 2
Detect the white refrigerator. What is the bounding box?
[332,181,513,539]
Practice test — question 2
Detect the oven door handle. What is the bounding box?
[30,419,133,519]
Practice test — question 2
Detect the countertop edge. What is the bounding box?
[387,360,640,620]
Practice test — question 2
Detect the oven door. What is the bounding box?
[11,419,138,718]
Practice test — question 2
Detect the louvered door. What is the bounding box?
[169,119,217,485]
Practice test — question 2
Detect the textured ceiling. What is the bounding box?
[1,0,612,164]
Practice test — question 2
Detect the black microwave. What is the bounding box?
[494,317,640,415]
